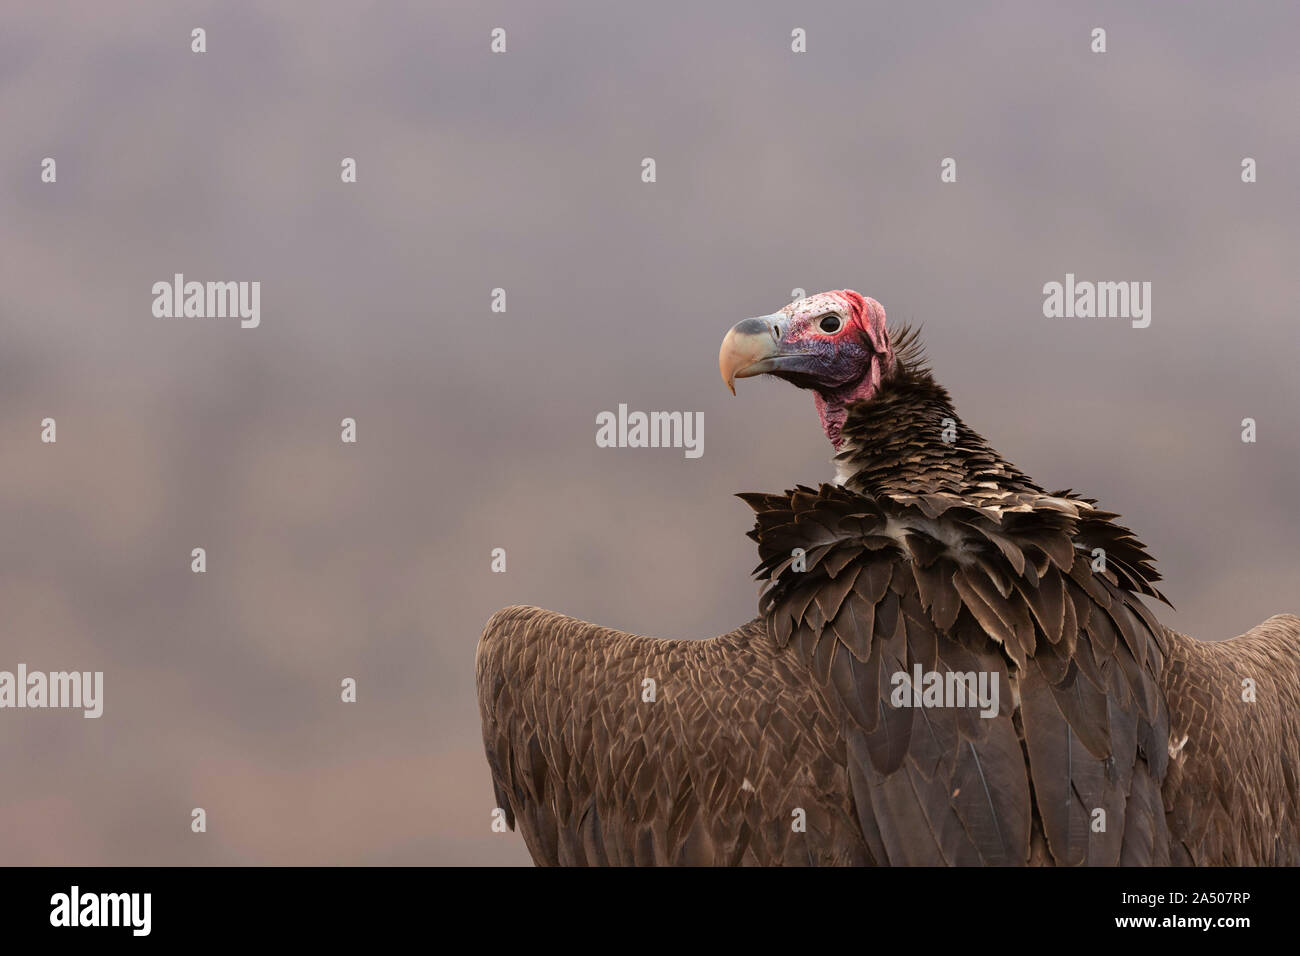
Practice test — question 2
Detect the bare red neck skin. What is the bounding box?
[815,371,886,449]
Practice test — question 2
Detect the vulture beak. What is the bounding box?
[719,314,785,395]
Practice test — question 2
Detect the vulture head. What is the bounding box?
[720,289,895,448]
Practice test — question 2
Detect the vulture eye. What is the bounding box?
[817,313,842,334]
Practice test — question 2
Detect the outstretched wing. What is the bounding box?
[476,604,869,865]
[1162,614,1300,865]
[743,483,1172,865]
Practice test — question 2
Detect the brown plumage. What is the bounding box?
[477,291,1300,866]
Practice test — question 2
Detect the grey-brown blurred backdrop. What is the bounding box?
[2,1,1297,864]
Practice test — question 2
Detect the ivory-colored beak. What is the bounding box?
[719,315,783,395]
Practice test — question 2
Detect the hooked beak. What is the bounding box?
[720,313,827,394]
[719,314,784,395]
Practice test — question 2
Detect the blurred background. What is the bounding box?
[1,1,1296,864]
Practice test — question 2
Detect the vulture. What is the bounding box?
[476,289,1300,866]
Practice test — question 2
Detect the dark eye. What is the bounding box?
[817,313,842,334]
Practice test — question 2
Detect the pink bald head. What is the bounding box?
[775,290,895,448]
[720,289,897,448]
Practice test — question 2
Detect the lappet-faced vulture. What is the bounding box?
[477,290,1300,866]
